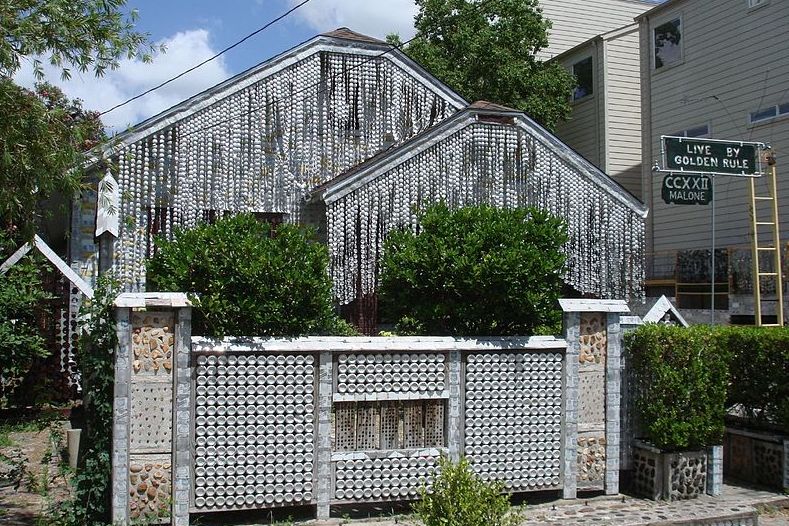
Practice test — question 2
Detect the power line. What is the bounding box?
[177,32,424,141]
[100,0,315,116]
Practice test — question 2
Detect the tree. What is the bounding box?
[403,0,575,129]
[0,80,104,234]
[0,0,157,79]
[147,213,356,337]
[379,203,567,336]
[0,0,157,234]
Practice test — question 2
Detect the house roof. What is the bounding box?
[635,0,684,20]
[320,27,384,44]
[311,101,648,218]
[85,28,466,168]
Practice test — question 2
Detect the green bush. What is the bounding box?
[626,324,730,451]
[413,456,520,526]
[379,203,567,336]
[147,213,354,337]
[719,326,789,433]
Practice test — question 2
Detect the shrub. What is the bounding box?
[413,456,520,526]
[719,326,789,433]
[147,213,353,337]
[626,324,730,450]
[379,203,567,336]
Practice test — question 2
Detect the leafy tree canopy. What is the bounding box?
[0,0,158,79]
[0,80,104,235]
[147,213,357,338]
[379,203,567,336]
[403,0,575,129]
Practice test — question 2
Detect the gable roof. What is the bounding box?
[311,102,647,218]
[87,28,467,167]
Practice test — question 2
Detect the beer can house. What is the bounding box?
[74,29,647,323]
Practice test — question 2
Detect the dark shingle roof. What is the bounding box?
[321,27,385,44]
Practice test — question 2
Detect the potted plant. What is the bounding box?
[626,324,728,500]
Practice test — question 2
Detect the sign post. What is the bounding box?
[658,136,765,324]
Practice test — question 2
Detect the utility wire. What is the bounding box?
[100,0,315,116]
[177,31,424,141]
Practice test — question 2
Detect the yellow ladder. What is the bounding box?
[749,149,784,326]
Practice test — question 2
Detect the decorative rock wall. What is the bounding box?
[464,352,564,491]
[632,441,707,501]
[129,455,172,522]
[577,312,607,489]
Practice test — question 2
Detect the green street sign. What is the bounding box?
[662,174,712,205]
[663,136,761,176]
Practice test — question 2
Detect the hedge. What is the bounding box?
[626,324,730,451]
[719,326,789,433]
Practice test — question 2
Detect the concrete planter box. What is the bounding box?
[631,441,710,500]
[724,426,789,491]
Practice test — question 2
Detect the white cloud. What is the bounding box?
[289,0,417,41]
[14,29,232,133]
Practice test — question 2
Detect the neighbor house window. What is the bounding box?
[654,18,682,69]
[671,124,710,138]
[572,57,594,100]
[749,102,789,124]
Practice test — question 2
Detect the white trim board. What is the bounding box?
[1,235,94,298]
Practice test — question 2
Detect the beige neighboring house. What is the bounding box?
[638,0,789,315]
[553,24,644,197]
[537,0,655,59]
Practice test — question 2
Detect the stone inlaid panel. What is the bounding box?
[129,455,171,523]
[335,353,446,399]
[632,443,707,501]
[579,313,606,365]
[579,371,605,427]
[130,382,173,452]
[333,451,440,501]
[669,451,707,500]
[632,446,660,500]
[577,435,606,485]
[465,352,563,491]
[193,353,316,510]
[131,312,175,375]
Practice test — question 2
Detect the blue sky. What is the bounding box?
[13,0,658,132]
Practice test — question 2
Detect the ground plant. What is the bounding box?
[626,324,729,451]
[414,456,521,526]
[147,213,355,337]
[47,276,119,526]
[379,203,567,336]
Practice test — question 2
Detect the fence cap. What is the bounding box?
[114,292,192,308]
[559,298,630,313]
[191,335,567,353]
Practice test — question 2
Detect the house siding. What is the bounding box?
[640,0,789,256]
[555,43,604,170]
[605,28,643,197]
[554,25,642,198]
[538,0,653,60]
